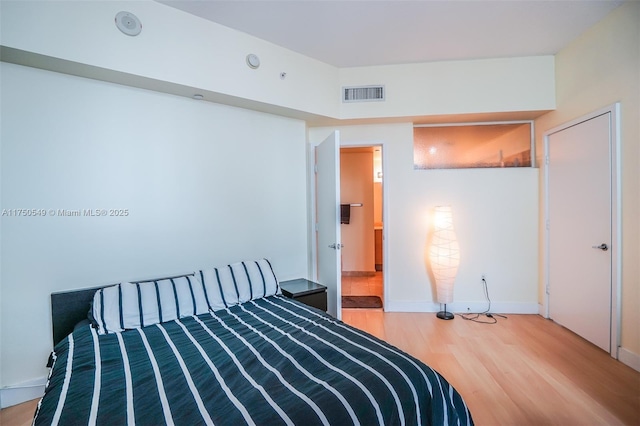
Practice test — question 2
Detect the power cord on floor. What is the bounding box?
[457,277,507,324]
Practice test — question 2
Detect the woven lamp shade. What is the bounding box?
[429,206,460,304]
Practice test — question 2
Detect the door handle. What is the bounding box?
[592,243,608,251]
[328,243,343,250]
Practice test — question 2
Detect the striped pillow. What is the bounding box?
[91,275,209,334]
[197,258,280,311]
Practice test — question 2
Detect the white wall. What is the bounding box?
[310,124,539,313]
[0,63,309,391]
[535,1,640,362]
[339,56,556,120]
[1,2,555,124]
[0,0,340,119]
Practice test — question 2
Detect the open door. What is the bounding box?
[316,131,342,318]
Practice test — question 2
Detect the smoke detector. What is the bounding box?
[115,11,142,36]
[246,54,260,69]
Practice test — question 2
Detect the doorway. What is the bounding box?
[544,104,620,357]
[339,146,384,309]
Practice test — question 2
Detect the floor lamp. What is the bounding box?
[429,205,460,320]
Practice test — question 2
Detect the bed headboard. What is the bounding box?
[50,273,195,347]
[51,285,109,347]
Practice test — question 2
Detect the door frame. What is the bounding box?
[308,134,389,311]
[542,103,621,358]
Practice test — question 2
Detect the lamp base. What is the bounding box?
[436,311,454,320]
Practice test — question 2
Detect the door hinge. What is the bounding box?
[546,219,550,230]
[315,222,319,232]
[545,155,549,165]
[314,164,318,173]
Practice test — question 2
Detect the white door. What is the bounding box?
[316,131,342,318]
[548,112,612,352]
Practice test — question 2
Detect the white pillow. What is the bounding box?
[197,258,280,311]
[91,275,208,334]
[92,284,124,334]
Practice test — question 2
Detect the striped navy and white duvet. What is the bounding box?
[35,297,473,426]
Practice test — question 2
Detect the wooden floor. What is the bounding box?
[342,309,640,425]
[0,399,38,426]
[3,307,639,425]
[341,272,639,424]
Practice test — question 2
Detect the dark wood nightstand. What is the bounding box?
[280,279,327,312]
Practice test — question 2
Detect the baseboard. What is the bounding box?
[617,347,640,372]
[385,300,540,314]
[0,377,46,409]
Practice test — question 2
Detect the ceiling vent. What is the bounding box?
[342,85,385,103]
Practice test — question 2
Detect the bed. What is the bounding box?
[35,259,473,425]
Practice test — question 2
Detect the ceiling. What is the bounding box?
[157,0,624,68]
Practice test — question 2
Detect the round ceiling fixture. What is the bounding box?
[246,54,260,69]
[115,11,142,36]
